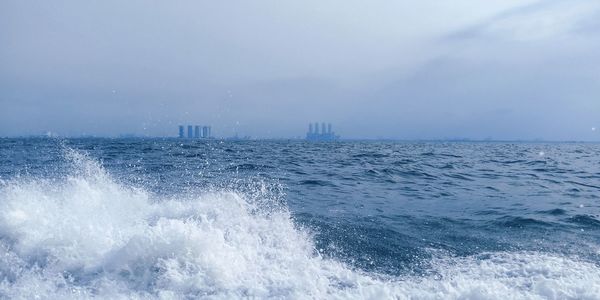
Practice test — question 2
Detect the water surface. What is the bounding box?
[0,138,599,298]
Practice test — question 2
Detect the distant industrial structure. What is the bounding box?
[306,122,339,141]
[178,125,212,139]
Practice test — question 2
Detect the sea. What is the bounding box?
[0,138,599,299]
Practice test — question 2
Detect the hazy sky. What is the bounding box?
[1,0,599,139]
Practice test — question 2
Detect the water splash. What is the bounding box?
[0,148,599,299]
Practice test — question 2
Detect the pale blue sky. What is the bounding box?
[1,0,599,140]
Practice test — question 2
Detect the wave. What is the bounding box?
[566,215,600,228]
[0,149,599,299]
[492,216,554,229]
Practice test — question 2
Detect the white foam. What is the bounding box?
[0,151,599,299]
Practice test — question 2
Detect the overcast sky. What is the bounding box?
[1,0,599,140]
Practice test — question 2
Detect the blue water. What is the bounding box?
[0,138,599,299]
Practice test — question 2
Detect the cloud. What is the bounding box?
[447,0,600,41]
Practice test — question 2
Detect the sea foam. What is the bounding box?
[0,150,599,299]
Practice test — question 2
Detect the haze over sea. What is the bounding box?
[0,138,599,299]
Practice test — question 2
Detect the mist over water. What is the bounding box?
[0,138,599,299]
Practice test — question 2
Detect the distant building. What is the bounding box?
[178,124,214,139]
[306,122,339,141]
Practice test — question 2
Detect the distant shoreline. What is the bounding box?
[1,136,599,144]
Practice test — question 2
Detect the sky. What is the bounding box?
[1,0,599,140]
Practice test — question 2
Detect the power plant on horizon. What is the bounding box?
[306,123,339,141]
[179,125,213,139]
[177,123,338,140]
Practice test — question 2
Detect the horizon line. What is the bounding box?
[1,135,599,143]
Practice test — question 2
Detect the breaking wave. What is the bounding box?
[0,149,599,299]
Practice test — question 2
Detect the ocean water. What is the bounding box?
[0,138,599,299]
